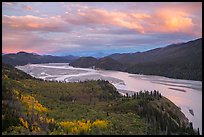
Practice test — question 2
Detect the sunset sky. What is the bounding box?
[2,2,202,57]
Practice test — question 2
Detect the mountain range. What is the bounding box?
[2,38,202,81]
[2,51,79,66]
[70,38,202,81]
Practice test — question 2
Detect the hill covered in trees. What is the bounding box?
[2,63,199,135]
[70,57,125,71]
[2,52,79,66]
[69,57,98,68]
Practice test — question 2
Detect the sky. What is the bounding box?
[2,2,202,57]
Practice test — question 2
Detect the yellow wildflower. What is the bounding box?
[45,117,55,124]
[39,116,44,122]
[19,117,29,129]
[13,89,19,96]
[60,119,108,134]
[20,94,48,113]
[92,119,108,129]
[71,127,79,134]
[51,118,55,123]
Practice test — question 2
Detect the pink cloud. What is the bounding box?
[2,2,15,6]
[3,48,39,54]
[3,2,201,37]
[2,29,57,55]
[142,5,201,37]
[2,2,202,55]
[23,5,33,11]
[64,8,150,33]
[62,5,201,36]
[2,15,68,32]
[143,9,194,32]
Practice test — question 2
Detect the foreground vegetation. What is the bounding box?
[2,63,199,135]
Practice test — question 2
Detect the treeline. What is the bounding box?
[109,90,199,135]
[126,61,202,81]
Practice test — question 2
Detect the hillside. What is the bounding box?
[71,38,202,81]
[2,63,198,135]
[69,57,98,68]
[3,38,201,81]
[108,38,202,81]
[70,57,125,71]
[2,52,79,66]
[95,57,125,71]
[108,38,202,64]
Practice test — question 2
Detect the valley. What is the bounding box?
[16,63,202,134]
[2,2,202,135]
[2,63,200,135]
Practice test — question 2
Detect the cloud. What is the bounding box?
[63,8,149,33]
[3,3,201,36]
[23,5,33,11]
[2,15,69,32]
[62,5,200,36]
[142,9,195,34]
[125,2,201,36]
[2,2,202,56]
[3,30,48,54]
[2,2,14,6]
[2,26,82,55]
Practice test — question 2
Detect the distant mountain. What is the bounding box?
[2,38,202,81]
[108,38,202,81]
[63,55,79,60]
[95,57,125,71]
[2,51,79,66]
[108,38,202,65]
[70,56,125,71]
[70,38,202,81]
[69,57,98,68]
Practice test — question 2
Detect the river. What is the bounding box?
[16,63,202,134]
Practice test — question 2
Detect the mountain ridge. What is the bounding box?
[2,51,79,66]
[70,38,202,81]
[2,38,202,81]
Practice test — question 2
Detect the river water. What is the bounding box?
[16,63,202,134]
